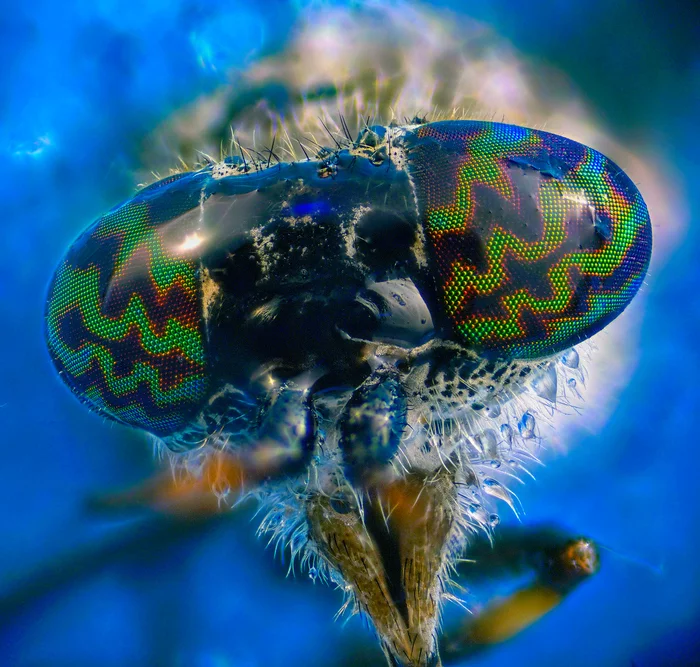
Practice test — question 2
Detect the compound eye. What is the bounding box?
[404,121,652,360]
[45,172,211,437]
[355,209,417,266]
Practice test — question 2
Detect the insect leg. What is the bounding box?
[91,386,317,514]
[339,366,407,483]
[242,385,317,480]
[441,525,600,660]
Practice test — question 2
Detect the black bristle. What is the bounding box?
[297,139,310,161]
[319,117,341,149]
[266,134,277,168]
[340,114,353,142]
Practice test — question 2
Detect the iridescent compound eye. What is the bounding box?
[404,121,652,359]
[45,172,211,436]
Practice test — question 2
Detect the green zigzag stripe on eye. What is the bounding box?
[457,271,644,357]
[441,177,569,313]
[406,120,652,359]
[443,161,646,329]
[48,332,205,407]
[421,123,537,236]
[83,386,191,433]
[94,200,198,293]
[47,263,204,365]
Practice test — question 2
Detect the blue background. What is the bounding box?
[1,1,698,665]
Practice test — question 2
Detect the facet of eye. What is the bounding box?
[404,120,652,360]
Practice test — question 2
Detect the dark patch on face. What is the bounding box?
[261,209,348,284]
[355,209,418,267]
[211,241,262,294]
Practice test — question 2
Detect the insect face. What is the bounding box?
[45,118,651,667]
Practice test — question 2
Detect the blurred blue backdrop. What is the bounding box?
[1,1,698,665]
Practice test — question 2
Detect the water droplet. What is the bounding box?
[518,412,536,439]
[500,423,513,446]
[482,478,515,510]
[489,460,501,469]
[567,377,577,388]
[489,513,500,527]
[561,348,580,369]
[477,430,498,458]
[309,567,318,581]
[531,363,557,402]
